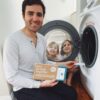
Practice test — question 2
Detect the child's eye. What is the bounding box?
[63,44,66,47]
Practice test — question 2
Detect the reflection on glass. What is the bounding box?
[45,29,73,61]
[60,40,73,60]
[46,41,59,61]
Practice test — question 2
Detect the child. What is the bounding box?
[47,41,59,61]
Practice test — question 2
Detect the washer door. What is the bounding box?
[80,13,98,68]
[39,20,80,62]
[80,25,98,68]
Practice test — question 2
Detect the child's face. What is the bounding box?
[47,44,58,56]
[63,41,72,54]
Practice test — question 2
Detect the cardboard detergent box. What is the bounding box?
[33,64,67,81]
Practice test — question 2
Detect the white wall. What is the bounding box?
[42,0,76,23]
[0,0,23,99]
[0,49,12,100]
[0,0,24,46]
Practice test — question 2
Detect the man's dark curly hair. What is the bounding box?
[22,0,45,16]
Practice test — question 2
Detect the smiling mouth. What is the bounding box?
[65,48,69,50]
[31,23,38,26]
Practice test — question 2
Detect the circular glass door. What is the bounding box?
[39,20,80,62]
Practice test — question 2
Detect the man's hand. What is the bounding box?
[65,61,76,69]
[56,61,76,69]
[40,80,58,88]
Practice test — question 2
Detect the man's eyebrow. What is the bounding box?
[27,11,34,13]
[27,11,42,13]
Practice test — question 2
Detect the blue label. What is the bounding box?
[56,65,67,82]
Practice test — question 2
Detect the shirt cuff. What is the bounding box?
[32,81,41,88]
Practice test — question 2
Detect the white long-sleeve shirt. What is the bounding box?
[3,30,49,91]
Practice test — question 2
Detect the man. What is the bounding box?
[3,0,77,100]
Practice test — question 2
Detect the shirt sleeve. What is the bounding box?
[3,37,41,89]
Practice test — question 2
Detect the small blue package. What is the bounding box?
[56,65,67,82]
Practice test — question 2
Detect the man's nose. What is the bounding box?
[32,14,39,21]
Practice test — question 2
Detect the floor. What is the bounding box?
[71,72,93,100]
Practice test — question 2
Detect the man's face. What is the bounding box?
[23,5,44,33]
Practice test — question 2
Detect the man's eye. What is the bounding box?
[28,12,33,16]
[37,12,43,17]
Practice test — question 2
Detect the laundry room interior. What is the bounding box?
[0,0,100,100]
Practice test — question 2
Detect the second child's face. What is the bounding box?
[23,5,44,33]
[63,41,72,54]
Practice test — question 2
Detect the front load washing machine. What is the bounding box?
[79,6,100,100]
[39,6,100,99]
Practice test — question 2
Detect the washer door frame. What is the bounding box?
[39,20,80,62]
[80,25,98,68]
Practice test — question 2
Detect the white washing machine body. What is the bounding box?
[79,5,100,99]
[92,0,100,7]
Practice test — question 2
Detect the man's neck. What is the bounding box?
[22,27,37,39]
[22,27,38,47]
